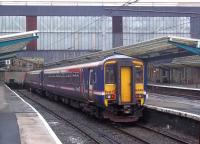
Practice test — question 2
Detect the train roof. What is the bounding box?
[103,54,133,61]
[44,54,136,73]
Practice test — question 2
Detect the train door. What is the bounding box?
[120,67,132,103]
[40,70,44,89]
[83,69,89,98]
[88,69,95,102]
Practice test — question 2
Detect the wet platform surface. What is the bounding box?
[0,83,60,144]
[146,93,200,120]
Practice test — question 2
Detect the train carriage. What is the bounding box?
[24,55,147,122]
[24,70,43,91]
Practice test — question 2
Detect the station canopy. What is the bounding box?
[0,30,38,61]
[154,55,200,67]
[46,36,200,68]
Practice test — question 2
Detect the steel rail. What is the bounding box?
[135,123,194,144]
[16,90,141,144]
[16,89,191,144]
[16,90,102,144]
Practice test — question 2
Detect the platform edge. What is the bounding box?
[5,84,62,144]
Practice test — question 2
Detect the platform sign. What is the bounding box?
[5,59,10,65]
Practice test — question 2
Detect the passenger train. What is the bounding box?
[24,55,147,122]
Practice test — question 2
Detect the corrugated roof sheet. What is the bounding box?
[0,30,38,56]
[45,36,200,68]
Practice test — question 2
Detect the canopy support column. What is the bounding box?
[144,61,148,91]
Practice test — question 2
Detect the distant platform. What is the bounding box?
[148,83,200,91]
[145,93,200,121]
[0,83,61,144]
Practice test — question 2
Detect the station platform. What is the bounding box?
[0,83,61,144]
[148,83,200,91]
[145,93,200,121]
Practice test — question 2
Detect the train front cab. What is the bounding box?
[103,58,146,122]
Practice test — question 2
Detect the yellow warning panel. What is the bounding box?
[121,67,131,103]
[135,83,144,95]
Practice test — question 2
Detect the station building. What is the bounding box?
[0,1,200,87]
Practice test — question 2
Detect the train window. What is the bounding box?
[105,64,116,84]
[135,65,143,83]
[77,74,80,83]
[90,71,96,84]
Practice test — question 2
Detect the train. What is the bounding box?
[24,55,147,122]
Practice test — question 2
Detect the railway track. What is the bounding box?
[16,90,102,144]
[135,124,194,144]
[111,124,193,144]
[15,89,194,144]
[111,126,150,144]
[16,90,150,144]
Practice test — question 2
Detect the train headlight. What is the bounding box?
[105,94,116,100]
[106,95,111,99]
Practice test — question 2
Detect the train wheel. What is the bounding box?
[29,88,32,93]
[97,108,104,120]
[42,91,46,97]
[54,95,58,101]
[45,91,53,100]
[93,107,101,119]
[45,91,49,97]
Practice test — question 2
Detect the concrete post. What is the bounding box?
[26,16,37,50]
[112,16,123,48]
[190,16,200,39]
